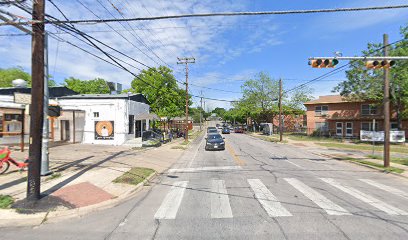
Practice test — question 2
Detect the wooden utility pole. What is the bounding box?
[200,91,203,131]
[177,57,195,142]
[27,0,45,201]
[383,34,390,167]
[278,79,283,142]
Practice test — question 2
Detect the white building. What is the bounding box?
[58,93,152,145]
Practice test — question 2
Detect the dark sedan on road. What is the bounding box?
[207,127,218,134]
[205,133,225,151]
[221,128,230,134]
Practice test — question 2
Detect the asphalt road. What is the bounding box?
[3,129,408,239]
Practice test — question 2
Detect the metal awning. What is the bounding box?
[134,113,160,121]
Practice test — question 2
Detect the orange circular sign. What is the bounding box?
[95,121,113,137]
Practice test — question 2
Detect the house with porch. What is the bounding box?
[304,95,408,138]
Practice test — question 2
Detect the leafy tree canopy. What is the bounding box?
[0,67,31,87]
[333,23,408,125]
[130,66,190,118]
[64,77,111,94]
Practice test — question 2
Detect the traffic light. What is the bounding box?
[309,59,339,68]
[365,60,395,69]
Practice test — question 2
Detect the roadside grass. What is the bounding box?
[46,172,62,181]
[366,154,408,166]
[113,167,155,186]
[317,142,408,154]
[287,135,343,143]
[335,156,404,174]
[249,133,288,143]
[0,195,14,209]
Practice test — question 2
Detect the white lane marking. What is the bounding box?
[211,180,233,218]
[154,181,188,219]
[284,178,351,215]
[286,160,304,169]
[359,179,408,200]
[247,179,292,217]
[187,134,205,168]
[168,166,242,173]
[321,178,408,215]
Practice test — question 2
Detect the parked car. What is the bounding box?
[205,133,225,151]
[207,127,218,134]
[222,128,230,134]
[234,127,244,133]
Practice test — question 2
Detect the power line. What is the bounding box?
[73,0,161,67]
[189,83,243,94]
[284,38,407,94]
[11,2,237,105]
[14,4,408,25]
[94,0,168,67]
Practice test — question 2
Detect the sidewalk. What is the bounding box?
[249,132,408,177]
[0,137,188,227]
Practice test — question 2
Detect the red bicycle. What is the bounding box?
[0,147,29,174]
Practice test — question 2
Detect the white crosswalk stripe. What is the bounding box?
[359,179,408,200]
[247,179,292,217]
[154,181,188,219]
[284,178,351,215]
[211,180,233,218]
[321,178,408,215]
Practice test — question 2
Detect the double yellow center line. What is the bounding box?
[225,142,246,166]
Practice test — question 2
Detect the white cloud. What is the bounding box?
[0,0,285,87]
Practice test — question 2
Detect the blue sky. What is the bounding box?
[1,0,407,110]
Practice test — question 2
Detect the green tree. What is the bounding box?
[286,86,314,111]
[333,24,408,128]
[64,77,110,94]
[238,72,280,123]
[212,107,227,119]
[130,66,189,118]
[0,67,31,87]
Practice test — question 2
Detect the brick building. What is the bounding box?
[304,95,408,138]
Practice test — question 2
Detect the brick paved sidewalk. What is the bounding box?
[0,137,188,225]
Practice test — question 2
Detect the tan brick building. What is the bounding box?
[304,95,408,138]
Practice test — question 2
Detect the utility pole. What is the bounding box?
[41,32,51,176]
[278,79,283,142]
[27,0,45,201]
[200,90,203,131]
[177,57,195,142]
[383,34,390,168]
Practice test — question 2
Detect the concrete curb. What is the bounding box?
[0,171,158,228]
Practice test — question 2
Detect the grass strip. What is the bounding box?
[113,167,155,186]
[0,195,14,209]
[335,156,405,174]
[317,142,408,154]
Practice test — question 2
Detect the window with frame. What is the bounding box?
[315,105,328,116]
[315,122,328,131]
[93,112,99,118]
[361,122,378,131]
[129,115,134,134]
[346,122,353,136]
[361,104,377,115]
[336,122,343,136]
[391,122,399,130]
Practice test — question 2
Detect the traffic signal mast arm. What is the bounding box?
[309,56,408,69]
[308,56,408,60]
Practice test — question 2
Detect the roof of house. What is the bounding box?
[304,95,351,105]
[0,86,77,98]
[59,93,149,104]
